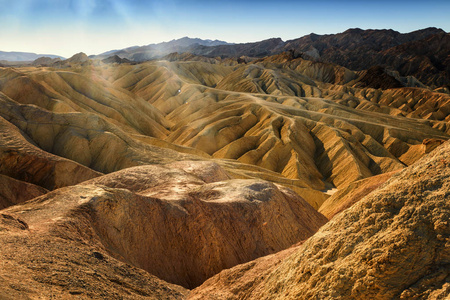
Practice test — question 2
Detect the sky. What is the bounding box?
[1,0,449,58]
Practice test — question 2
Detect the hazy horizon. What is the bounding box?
[1,0,449,58]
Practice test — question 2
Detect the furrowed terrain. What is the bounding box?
[0,29,449,299]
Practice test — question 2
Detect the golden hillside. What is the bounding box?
[0,52,449,298]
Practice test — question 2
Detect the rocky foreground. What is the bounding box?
[0,141,448,299]
[189,141,450,299]
[0,161,326,298]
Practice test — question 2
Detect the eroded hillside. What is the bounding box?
[190,140,450,300]
[0,49,449,298]
[1,55,448,204]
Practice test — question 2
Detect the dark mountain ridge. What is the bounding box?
[282,27,448,87]
[93,27,448,87]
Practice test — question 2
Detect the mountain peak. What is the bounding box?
[343,28,364,34]
[67,52,89,63]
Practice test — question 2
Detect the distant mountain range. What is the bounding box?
[280,27,449,87]
[92,37,231,61]
[2,28,448,87]
[94,27,446,61]
[0,51,64,62]
[92,27,449,87]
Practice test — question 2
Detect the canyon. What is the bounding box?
[0,28,449,299]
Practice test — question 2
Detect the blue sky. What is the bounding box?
[1,0,449,57]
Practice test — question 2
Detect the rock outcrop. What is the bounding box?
[101,55,131,64]
[0,161,327,297]
[0,200,188,299]
[190,141,450,299]
[80,162,327,288]
[0,174,48,209]
[32,56,62,66]
[283,28,449,87]
[318,171,398,219]
[355,65,404,90]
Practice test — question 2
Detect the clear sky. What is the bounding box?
[1,0,449,58]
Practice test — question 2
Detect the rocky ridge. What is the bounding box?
[0,161,326,297]
[189,140,450,299]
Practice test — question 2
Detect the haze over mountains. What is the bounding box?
[5,27,449,88]
[87,27,449,88]
[0,51,63,62]
[93,27,445,62]
[0,27,449,299]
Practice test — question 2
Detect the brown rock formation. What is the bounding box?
[1,56,448,207]
[101,55,132,64]
[318,170,398,219]
[190,141,450,299]
[0,161,327,297]
[32,56,61,66]
[355,65,404,89]
[80,161,327,288]
[188,243,302,300]
[0,194,188,299]
[0,174,48,209]
[283,27,449,87]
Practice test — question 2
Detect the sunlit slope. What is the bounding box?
[0,66,170,138]
[217,54,450,124]
[166,90,447,187]
[0,69,327,207]
[0,90,196,174]
[111,59,448,190]
[0,56,448,207]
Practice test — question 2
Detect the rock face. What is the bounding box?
[0,174,48,209]
[0,193,188,300]
[318,171,398,219]
[190,141,450,299]
[355,65,404,89]
[80,162,327,288]
[283,28,449,87]
[0,161,327,297]
[188,243,302,300]
[32,56,62,66]
[101,55,131,64]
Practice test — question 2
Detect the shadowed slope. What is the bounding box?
[0,174,48,209]
[282,28,449,87]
